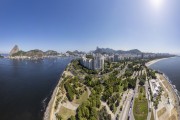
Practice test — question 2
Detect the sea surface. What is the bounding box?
[0,57,73,120]
[149,57,180,91]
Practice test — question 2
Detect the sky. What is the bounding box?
[0,0,180,54]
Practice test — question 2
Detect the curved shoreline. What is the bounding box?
[43,63,70,120]
[44,58,179,120]
[146,57,180,119]
[145,58,168,67]
[146,57,180,94]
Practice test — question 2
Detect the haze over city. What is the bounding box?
[0,0,180,54]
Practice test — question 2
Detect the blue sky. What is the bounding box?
[0,0,180,53]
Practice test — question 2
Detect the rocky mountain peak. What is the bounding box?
[10,45,19,56]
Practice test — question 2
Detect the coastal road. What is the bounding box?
[117,65,128,78]
[119,90,134,120]
[129,78,139,120]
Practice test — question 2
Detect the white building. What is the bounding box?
[80,54,104,70]
[149,79,161,97]
[94,54,104,70]
[80,56,94,70]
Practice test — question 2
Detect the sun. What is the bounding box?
[150,0,164,9]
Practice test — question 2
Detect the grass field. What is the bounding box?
[58,106,76,120]
[133,86,148,120]
[73,90,88,104]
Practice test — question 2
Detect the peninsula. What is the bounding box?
[43,49,179,120]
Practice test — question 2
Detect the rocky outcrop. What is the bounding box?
[10,45,19,56]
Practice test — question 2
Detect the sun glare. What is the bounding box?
[150,0,164,9]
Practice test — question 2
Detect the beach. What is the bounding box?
[145,58,168,67]
[43,63,72,120]
[43,72,64,120]
[146,57,180,120]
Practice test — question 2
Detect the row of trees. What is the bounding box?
[139,74,146,86]
[64,82,75,101]
[99,107,111,120]
[147,69,157,79]
[107,93,121,113]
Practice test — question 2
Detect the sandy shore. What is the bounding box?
[145,58,169,67]
[43,63,71,120]
[146,57,180,119]
[157,73,180,120]
[43,73,64,120]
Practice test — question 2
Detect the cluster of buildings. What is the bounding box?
[80,52,173,71]
[104,53,172,62]
[80,54,105,70]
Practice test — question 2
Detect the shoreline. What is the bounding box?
[43,63,70,120]
[145,58,169,67]
[146,57,180,96]
[146,57,180,94]
[44,57,179,120]
[146,57,180,119]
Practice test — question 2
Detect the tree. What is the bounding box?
[127,78,136,89]
[64,82,75,101]
[68,116,76,120]
[55,114,63,120]
[99,107,111,120]
[139,79,145,86]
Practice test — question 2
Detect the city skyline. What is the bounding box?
[0,0,180,54]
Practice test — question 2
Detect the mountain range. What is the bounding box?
[10,45,59,57]
[93,47,142,55]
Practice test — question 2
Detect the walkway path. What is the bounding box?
[101,101,115,120]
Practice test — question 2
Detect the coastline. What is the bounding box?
[146,57,179,95]
[43,63,70,120]
[146,57,180,119]
[44,57,180,120]
[145,58,168,67]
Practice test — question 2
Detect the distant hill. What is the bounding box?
[94,47,142,55]
[11,50,26,57]
[26,49,44,57]
[66,50,85,55]
[0,54,4,58]
[45,50,59,56]
[11,49,60,57]
[10,45,59,57]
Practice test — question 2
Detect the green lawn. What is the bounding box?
[133,86,148,120]
[119,85,124,93]
[58,106,76,120]
[73,90,88,104]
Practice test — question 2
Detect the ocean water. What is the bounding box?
[149,57,180,91]
[0,57,73,120]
